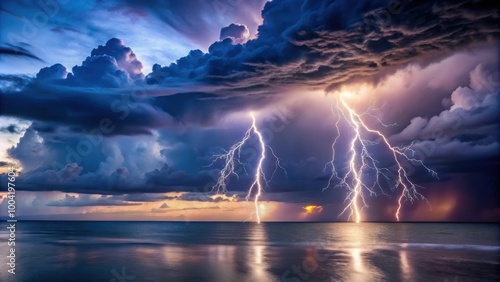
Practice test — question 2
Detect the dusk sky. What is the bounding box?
[0,0,498,222]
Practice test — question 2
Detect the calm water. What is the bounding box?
[0,221,499,282]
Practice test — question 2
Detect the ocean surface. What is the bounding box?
[0,221,499,282]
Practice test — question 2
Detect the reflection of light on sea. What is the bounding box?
[215,245,235,263]
[255,245,263,265]
[343,224,382,281]
[161,245,188,267]
[351,248,363,273]
[208,245,237,282]
[399,250,413,281]
[248,224,273,280]
[57,245,78,267]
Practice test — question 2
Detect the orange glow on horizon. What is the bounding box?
[303,205,323,214]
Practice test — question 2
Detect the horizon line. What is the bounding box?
[1,219,499,224]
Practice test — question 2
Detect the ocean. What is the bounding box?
[0,221,499,281]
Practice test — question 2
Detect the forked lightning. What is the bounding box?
[324,93,437,222]
[211,112,285,223]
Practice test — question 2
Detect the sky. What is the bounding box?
[0,0,499,222]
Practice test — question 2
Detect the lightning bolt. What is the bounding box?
[323,93,437,222]
[246,113,266,223]
[210,112,285,223]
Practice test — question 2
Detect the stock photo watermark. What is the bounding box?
[5,167,17,275]
[109,267,135,282]
[6,0,70,45]
[281,243,329,282]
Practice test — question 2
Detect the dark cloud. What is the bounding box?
[220,23,250,44]
[5,129,219,194]
[1,38,176,136]
[2,41,265,134]
[70,54,133,88]
[64,38,144,88]
[111,193,172,202]
[17,163,85,189]
[0,124,21,134]
[33,38,143,88]
[151,205,221,213]
[1,1,498,132]
[0,43,44,62]
[47,194,143,207]
[144,164,217,189]
[177,192,233,202]
[0,161,13,167]
[7,128,49,171]
[180,206,220,211]
[89,38,144,79]
[1,79,174,136]
[147,0,500,92]
[0,74,31,91]
[392,63,500,166]
[36,64,68,81]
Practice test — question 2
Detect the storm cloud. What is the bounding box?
[47,194,143,207]
[2,0,498,131]
[147,0,499,91]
